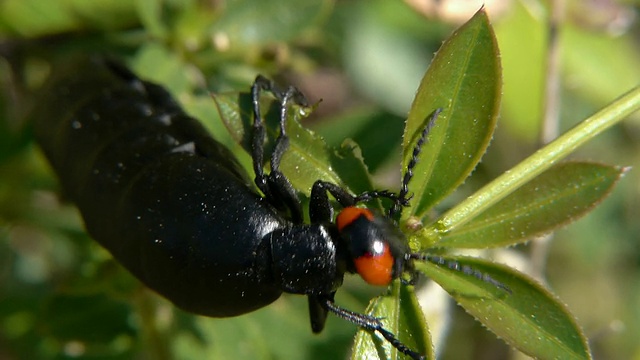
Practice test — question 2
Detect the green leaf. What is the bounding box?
[402,8,501,220]
[352,282,433,360]
[279,114,350,195]
[328,139,378,197]
[313,109,405,175]
[211,92,249,147]
[417,256,591,360]
[417,85,640,241]
[435,162,627,248]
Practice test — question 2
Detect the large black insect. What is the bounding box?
[34,57,506,360]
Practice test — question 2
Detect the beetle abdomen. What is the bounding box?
[34,57,285,316]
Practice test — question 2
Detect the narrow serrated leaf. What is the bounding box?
[416,256,591,360]
[435,162,627,248]
[329,139,377,198]
[212,91,250,146]
[402,8,501,220]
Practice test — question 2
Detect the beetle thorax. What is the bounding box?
[266,224,347,295]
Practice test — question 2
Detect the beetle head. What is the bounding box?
[336,207,413,286]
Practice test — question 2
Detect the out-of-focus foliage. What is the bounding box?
[1,0,639,359]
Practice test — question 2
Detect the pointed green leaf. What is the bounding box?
[329,139,379,197]
[402,8,501,220]
[211,91,250,147]
[435,162,627,248]
[416,256,591,360]
[279,117,357,195]
[352,282,433,360]
[314,109,405,175]
[417,85,640,241]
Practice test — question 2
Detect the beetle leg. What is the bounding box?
[309,181,410,222]
[251,75,308,223]
[309,180,358,223]
[309,180,408,220]
[354,190,410,210]
[307,294,331,333]
[267,85,308,223]
[319,296,425,360]
[251,76,272,198]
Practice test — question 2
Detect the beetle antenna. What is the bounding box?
[410,254,511,294]
[390,108,441,219]
[351,109,441,219]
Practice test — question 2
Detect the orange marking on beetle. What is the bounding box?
[336,207,373,232]
[354,243,394,286]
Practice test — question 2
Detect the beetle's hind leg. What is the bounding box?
[251,75,308,223]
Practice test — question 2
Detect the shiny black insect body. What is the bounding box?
[34,58,505,360]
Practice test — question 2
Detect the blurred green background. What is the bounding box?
[1,0,639,359]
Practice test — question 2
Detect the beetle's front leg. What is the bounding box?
[310,180,412,223]
[309,180,357,223]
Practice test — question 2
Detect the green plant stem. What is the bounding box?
[419,85,640,242]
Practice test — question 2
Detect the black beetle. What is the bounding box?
[34,57,506,360]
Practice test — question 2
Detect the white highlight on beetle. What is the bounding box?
[372,240,384,255]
